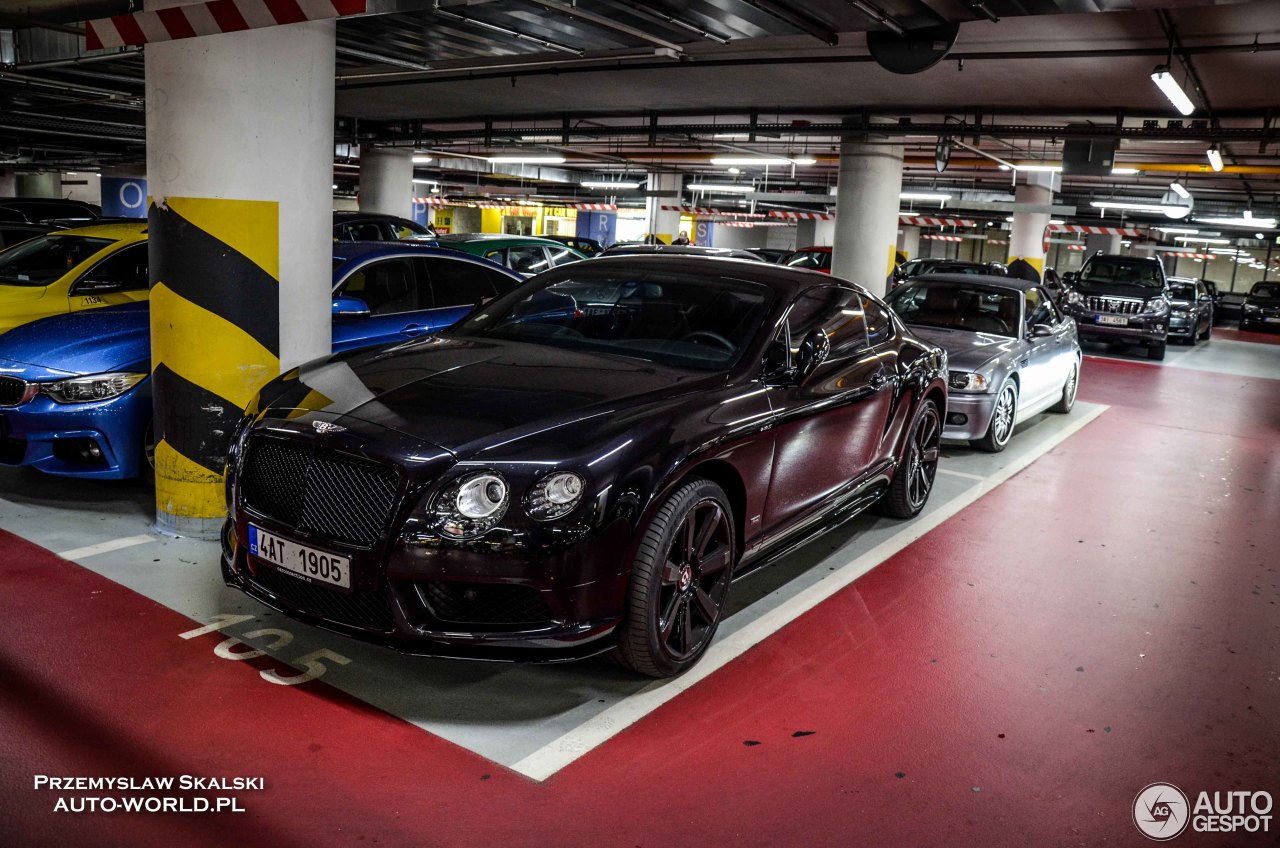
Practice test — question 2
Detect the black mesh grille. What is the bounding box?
[419,581,554,626]
[0,376,29,406]
[249,565,395,632]
[240,436,400,546]
[1086,296,1142,315]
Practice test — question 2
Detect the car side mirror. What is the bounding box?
[794,328,831,382]
[1030,323,1054,338]
[1063,272,1079,285]
[332,295,370,318]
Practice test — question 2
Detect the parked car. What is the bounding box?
[1215,290,1246,325]
[1060,254,1170,360]
[891,258,1009,289]
[784,245,831,273]
[0,243,520,480]
[220,257,948,677]
[886,275,1080,452]
[332,212,436,242]
[0,221,65,250]
[1165,277,1214,344]
[546,235,604,257]
[748,248,795,264]
[435,234,586,276]
[0,221,148,335]
[1239,281,1280,331]
[600,243,765,262]
[0,197,101,224]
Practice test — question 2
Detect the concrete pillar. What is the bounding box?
[1007,173,1054,277]
[0,168,16,197]
[645,173,682,244]
[146,8,335,538]
[16,172,60,197]
[358,147,413,219]
[831,138,903,296]
[1084,233,1122,255]
[796,219,817,247]
[898,225,921,260]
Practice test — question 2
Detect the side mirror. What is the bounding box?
[1063,272,1079,285]
[793,328,832,382]
[1030,323,1054,338]
[332,295,370,318]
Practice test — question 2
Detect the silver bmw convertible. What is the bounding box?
[885,274,1082,452]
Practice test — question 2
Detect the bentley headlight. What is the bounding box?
[432,471,509,538]
[526,471,585,521]
[948,371,988,392]
[43,372,145,404]
[1142,296,1168,314]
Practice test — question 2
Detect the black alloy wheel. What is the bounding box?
[877,398,942,519]
[615,479,736,678]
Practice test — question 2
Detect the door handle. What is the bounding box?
[399,324,429,337]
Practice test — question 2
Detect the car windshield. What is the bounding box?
[448,269,773,371]
[1168,282,1196,300]
[785,251,828,270]
[887,282,1022,338]
[919,263,984,276]
[1078,258,1162,288]
[0,234,114,286]
[1251,283,1280,299]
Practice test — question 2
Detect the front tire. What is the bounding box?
[972,380,1017,453]
[1050,362,1079,414]
[877,398,941,519]
[614,479,736,678]
[1148,340,1167,361]
[1199,315,1212,340]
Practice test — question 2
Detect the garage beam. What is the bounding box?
[522,0,685,54]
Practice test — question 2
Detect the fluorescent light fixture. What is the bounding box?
[710,156,792,166]
[412,178,438,185]
[1206,146,1224,172]
[727,167,741,175]
[1014,163,1063,172]
[519,135,562,143]
[1151,66,1195,116]
[1156,226,1198,235]
[1169,182,1190,199]
[1196,212,1277,229]
[790,157,817,166]
[689,183,755,193]
[713,133,749,140]
[1256,232,1266,240]
[487,155,566,164]
[580,180,641,189]
[899,192,952,201]
[412,155,433,164]
[1050,219,1065,225]
[1235,256,1254,263]
[1178,237,1231,244]
[332,184,338,190]
[1111,168,1140,175]
[1091,200,1190,219]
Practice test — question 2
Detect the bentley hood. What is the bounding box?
[907,325,1018,373]
[268,335,719,457]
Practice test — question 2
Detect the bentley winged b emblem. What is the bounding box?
[311,420,347,434]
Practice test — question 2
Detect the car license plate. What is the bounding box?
[1265,317,1280,324]
[248,525,351,590]
[1097,315,1129,326]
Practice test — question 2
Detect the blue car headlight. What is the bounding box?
[42,372,146,404]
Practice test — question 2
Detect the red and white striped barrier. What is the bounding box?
[662,205,766,219]
[1066,244,1086,251]
[768,211,835,221]
[566,202,617,211]
[985,239,1009,245]
[86,0,368,50]
[900,215,977,228]
[722,221,791,228]
[1168,252,1214,259]
[922,235,963,242]
[1048,224,1142,236]
[413,197,450,206]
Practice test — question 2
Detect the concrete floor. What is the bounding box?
[1,333,1276,846]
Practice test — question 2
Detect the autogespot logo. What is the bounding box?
[1134,783,1190,841]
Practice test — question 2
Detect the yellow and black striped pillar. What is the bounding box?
[148,197,280,538]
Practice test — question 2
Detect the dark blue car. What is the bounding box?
[0,243,521,480]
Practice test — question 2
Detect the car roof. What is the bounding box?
[332,211,420,223]
[587,254,865,297]
[331,241,518,271]
[795,245,832,253]
[900,272,1039,291]
[435,233,564,245]
[1082,253,1161,266]
[51,221,148,240]
[1166,276,1199,284]
[603,244,762,260]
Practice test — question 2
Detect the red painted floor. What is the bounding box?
[2,358,1278,847]
[1215,326,1280,345]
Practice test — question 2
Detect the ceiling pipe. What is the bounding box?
[523,0,686,54]
[6,47,141,71]
[842,1,906,37]
[596,0,732,45]
[739,0,839,47]
[431,7,584,56]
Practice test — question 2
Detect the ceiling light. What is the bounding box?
[689,183,755,193]
[1196,213,1277,229]
[1050,219,1065,225]
[899,192,952,202]
[1180,237,1231,244]
[710,156,793,167]
[1156,226,1198,234]
[1169,182,1190,199]
[727,167,741,175]
[332,184,338,190]
[1255,232,1265,240]
[790,156,817,166]
[1206,147,1224,172]
[580,180,640,189]
[487,155,566,164]
[1111,168,1140,175]
[1014,164,1063,173]
[412,178,437,185]
[413,155,433,164]
[1091,200,1190,219]
[713,133,749,140]
[1151,65,1195,116]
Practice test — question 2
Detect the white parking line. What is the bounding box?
[935,467,986,481]
[511,404,1109,781]
[57,535,156,560]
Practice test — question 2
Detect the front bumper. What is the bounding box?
[1167,314,1197,338]
[0,389,148,479]
[1071,312,1167,345]
[942,391,997,441]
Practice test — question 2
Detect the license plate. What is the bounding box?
[1266,317,1280,324]
[248,525,351,590]
[1096,315,1129,326]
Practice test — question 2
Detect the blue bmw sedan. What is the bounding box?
[0,243,521,480]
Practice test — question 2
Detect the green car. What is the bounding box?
[434,234,587,276]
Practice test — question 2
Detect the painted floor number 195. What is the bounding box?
[179,613,352,686]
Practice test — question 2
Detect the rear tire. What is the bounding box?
[1050,362,1079,414]
[1199,316,1212,340]
[140,421,156,485]
[614,479,736,678]
[1148,341,1166,361]
[971,380,1017,453]
[877,398,941,519]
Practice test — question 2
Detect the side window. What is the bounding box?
[337,258,419,315]
[546,246,581,268]
[508,245,552,275]
[418,258,497,309]
[786,286,868,359]
[483,248,507,267]
[1025,287,1056,328]
[343,222,386,242]
[862,297,895,346]
[73,243,148,294]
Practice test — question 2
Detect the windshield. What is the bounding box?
[1251,283,1280,299]
[887,281,1021,338]
[1078,257,1163,289]
[785,251,829,270]
[448,269,773,371]
[920,263,985,276]
[1167,282,1195,301]
[0,234,114,287]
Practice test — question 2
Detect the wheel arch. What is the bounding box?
[682,458,747,565]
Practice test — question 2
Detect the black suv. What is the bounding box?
[1240,281,1280,332]
[1062,254,1171,360]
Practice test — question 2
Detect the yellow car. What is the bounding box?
[0,221,148,334]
